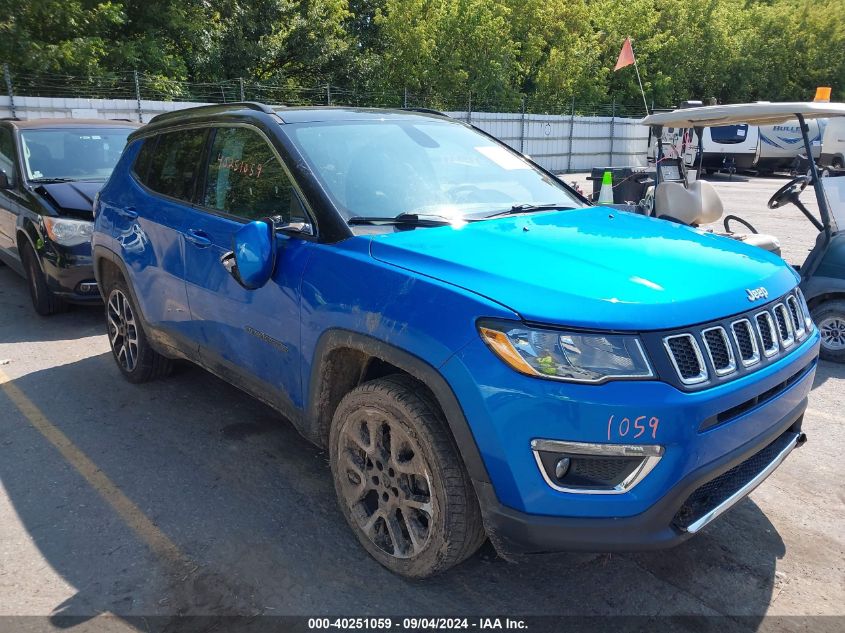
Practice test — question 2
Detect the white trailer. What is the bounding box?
[756,118,825,172]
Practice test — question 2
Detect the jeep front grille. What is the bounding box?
[658,290,812,390]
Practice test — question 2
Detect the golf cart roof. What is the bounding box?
[640,102,845,128]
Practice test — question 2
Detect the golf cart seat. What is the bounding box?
[654,180,781,255]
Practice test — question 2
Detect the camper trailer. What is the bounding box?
[647,101,826,174]
[820,117,845,169]
[756,118,826,173]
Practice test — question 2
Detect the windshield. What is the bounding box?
[20,128,132,181]
[285,118,583,221]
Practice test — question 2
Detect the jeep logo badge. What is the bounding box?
[746,287,769,301]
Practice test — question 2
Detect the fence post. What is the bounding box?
[566,97,575,173]
[520,96,526,154]
[609,100,616,167]
[239,77,245,102]
[133,70,143,123]
[326,84,332,105]
[403,87,408,109]
[3,64,15,118]
[467,91,472,124]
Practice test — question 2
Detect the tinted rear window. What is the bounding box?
[142,129,208,201]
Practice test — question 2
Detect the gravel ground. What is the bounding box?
[0,174,843,631]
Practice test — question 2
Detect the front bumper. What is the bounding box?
[40,242,100,303]
[477,405,805,555]
[441,330,819,555]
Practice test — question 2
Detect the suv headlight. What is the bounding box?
[43,217,94,247]
[478,320,654,384]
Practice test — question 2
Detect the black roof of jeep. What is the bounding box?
[130,102,451,141]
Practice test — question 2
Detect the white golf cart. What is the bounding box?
[641,102,845,362]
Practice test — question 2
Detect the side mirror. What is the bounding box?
[0,170,10,189]
[221,219,277,290]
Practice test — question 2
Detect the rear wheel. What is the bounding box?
[21,242,67,316]
[812,300,845,363]
[329,374,485,578]
[104,277,173,382]
[832,157,843,169]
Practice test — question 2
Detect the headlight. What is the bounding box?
[478,321,654,384]
[43,217,94,247]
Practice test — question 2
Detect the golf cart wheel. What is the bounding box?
[329,374,486,578]
[21,242,67,316]
[832,157,843,170]
[104,278,173,383]
[812,300,845,362]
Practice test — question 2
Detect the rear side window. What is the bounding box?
[201,126,301,221]
[144,128,208,201]
[132,137,157,184]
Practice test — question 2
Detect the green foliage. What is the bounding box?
[1,0,843,107]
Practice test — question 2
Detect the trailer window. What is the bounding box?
[710,125,749,144]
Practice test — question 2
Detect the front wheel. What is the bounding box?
[104,279,173,382]
[329,375,486,578]
[21,242,66,316]
[812,300,845,363]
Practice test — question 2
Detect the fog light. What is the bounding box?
[531,438,663,494]
[555,457,571,479]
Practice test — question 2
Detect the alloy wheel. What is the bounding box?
[107,289,139,372]
[337,410,434,559]
[818,315,845,351]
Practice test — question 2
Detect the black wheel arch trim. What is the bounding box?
[307,329,491,485]
[16,220,45,273]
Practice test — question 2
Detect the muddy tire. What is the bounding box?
[104,277,173,383]
[21,242,67,316]
[812,300,845,363]
[329,374,486,578]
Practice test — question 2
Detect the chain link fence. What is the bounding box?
[1,67,659,172]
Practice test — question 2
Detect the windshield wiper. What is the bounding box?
[347,212,457,227]
[29,177,78,184]
[481,203,577,219]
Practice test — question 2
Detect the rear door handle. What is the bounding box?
[185,229,212,248]
[117,206,138,220]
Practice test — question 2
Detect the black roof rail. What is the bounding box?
[400,107,450,118]
[147,101,276,125]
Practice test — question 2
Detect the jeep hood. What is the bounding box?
[34,180,101,218]
[369,208,798,330]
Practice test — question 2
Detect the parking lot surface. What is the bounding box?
[1,174,843,631]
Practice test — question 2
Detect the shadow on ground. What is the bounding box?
[0,348,788,631]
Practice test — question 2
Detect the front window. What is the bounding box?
[20,128,132,182]
[284,117,583,221]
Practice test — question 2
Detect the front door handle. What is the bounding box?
[185,229,212,248]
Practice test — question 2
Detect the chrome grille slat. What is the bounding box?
[755,311,779,357]
[663,334,708,385]
[731,318,760,367]
[773,303,795,348]
[786,295,806,340]
[702,326,737,376]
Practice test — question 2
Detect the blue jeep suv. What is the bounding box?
[92,103,820,577]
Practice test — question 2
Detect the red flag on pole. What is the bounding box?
[614,37,635,71]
